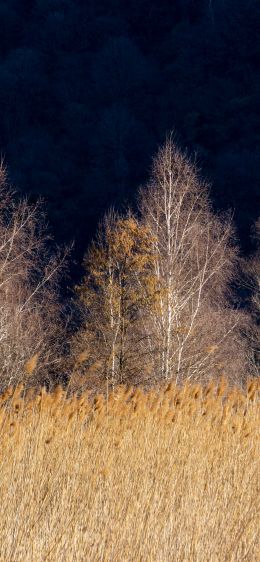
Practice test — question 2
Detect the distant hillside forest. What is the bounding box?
[0,0,259,267]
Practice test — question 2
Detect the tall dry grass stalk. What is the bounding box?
[0,378,259,561]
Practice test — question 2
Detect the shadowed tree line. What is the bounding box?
[72,139,259,392]
[0,0,259,272]
[0,138,258,391]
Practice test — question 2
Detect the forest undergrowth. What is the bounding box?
[0,378,259,561]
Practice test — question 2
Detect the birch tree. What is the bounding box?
[139,138,248,383]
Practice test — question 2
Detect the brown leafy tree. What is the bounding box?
[73,213,159,389]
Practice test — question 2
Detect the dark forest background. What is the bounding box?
[0,0,259,278]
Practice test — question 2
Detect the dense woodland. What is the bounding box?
[0,0,259,266]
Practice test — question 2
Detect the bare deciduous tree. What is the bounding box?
[139,137,248,384]
[247,218,260,316]
[0,162,67,390]
[240,218,260,374]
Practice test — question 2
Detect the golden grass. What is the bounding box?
[24,353,39,376]
[0,378,259,561]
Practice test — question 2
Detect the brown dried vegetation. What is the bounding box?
[0,378,259,561]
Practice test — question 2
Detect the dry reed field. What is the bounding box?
[0,378,259,561]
